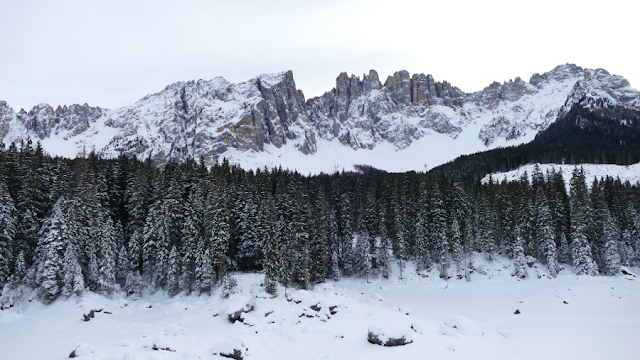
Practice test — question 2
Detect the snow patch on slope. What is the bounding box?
[482,163,640,190]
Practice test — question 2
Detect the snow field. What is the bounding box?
[482,162,640,190]
[0,254,638,360]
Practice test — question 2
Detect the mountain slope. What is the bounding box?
[429,102,640,180]
[1,64,639,173]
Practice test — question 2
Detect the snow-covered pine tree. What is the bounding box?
[518,177,535,257]
[430,181,449,278]
[331,249,341,282]
[601,208,621,275]
[570,167,599,276]
[338,188,354,276]
[292,177,312,289]
[0,181,16,286]
[535,188,559,278]
[463,220,473,282]
[558,232,571,265]
[619,229,634,267]
[164,176,184,252]
[35,197,69,304]
[115,244,130,287]
[262,195,279,295]
[414,180,430,271]
[354,223,372,279]
[364,170,378,237]
[98,216,117,294]
[208,181,230,284]
[512,226,528,279]
[479,183,496,261]
[15,142,50,267]
[142,201,161,288]
[125,165,153,274]
[450,216,463,271]
[61,243,84,298]
[391,180,407,278]
[236,183,260,267]
[166,245,181,296]
[632,206,640,266]
[310,189,330,283]
[0,250,27,310]
[195,248,213,295]
[327,202,340,281]
[377,206,391,279]
[548,168,570,260]
[181,184,206,293]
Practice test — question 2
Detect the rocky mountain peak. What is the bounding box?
[1,64,638,172]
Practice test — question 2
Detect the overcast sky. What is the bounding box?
[1,0,637,111]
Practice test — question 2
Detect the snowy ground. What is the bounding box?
[1,255,638,360]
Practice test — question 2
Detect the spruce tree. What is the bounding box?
[450,216,463,271]
[570,167,599,276]
[115,244,131,287]
[601,209,621,275]
[262,197,279,295]
[36,197,68,304]
[430,182,449,277]
[354,224,372,279]
[61,243,84,298]
[479,185,496,260]
[208,182,230,283]
[166,245,181,296]
[195,248,213,295]
[181,184,206,293]
[0,181,16,286]
[513,226,528,279]
[377,207,391,279]
[535,188,559,277]
[98,216,117,294]
[414,180,430,271]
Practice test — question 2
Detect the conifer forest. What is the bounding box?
[1,141,640,307]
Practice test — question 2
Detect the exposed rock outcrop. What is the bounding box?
[1,64,638,168]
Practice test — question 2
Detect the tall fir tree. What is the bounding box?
[0,181,16,286]
[450,216,463,271]
[535,188,559,277]
[35,197,69,304]
[166,245,181,296]
[61,243,84,298]
[98,216,117,294]
[513,225,528,279]
[570,167,599,276]
[377,206,391,279]
[208,181,230,283]
[262,194,279,295]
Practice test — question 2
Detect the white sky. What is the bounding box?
[1,0,638,111]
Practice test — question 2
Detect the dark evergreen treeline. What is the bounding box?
[431,102,640,180]
[0,140,639,307]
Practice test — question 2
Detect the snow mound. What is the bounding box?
[212,337,246,359]
[69,343,99,358]
[411,321,424,334]
[368,323,413,346]
[441,315,483,337]
[152,337,176,352]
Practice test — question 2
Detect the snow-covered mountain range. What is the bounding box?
[1,64,639,173]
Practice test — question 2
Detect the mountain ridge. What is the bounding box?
[1,64,639,173]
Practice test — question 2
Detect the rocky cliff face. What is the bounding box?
[1,64,639,170]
